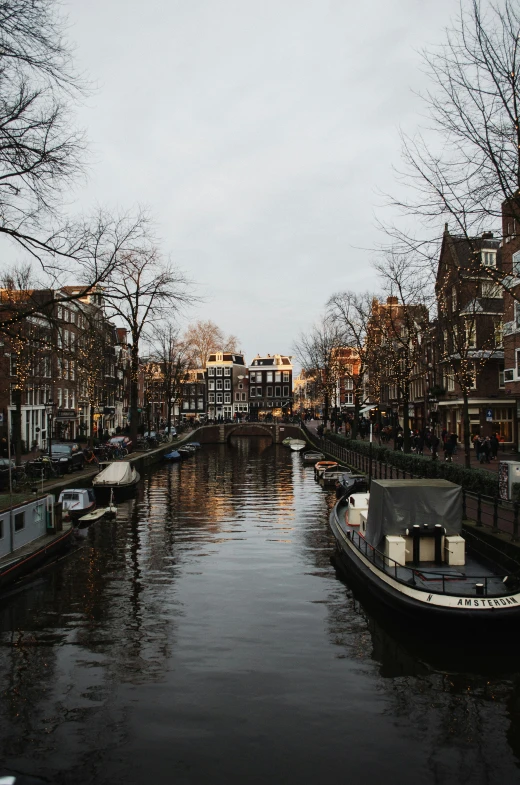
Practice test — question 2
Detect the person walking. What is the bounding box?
[490,433,499,460]
[430,433,440,461]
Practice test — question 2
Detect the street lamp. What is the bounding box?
[45,399,56,459]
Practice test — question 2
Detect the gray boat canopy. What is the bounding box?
[365,479,462,547]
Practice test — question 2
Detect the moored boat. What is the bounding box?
[329,478,520,630]
[0,495,74,589]
[314,460,338,479]
[92,461,140,497]
[163,450,181,462]
[289,440,306,452]
[59,488,96,520]
[302,451,325,465]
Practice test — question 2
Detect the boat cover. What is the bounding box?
[93,462,136,486]
[365,479,462,547]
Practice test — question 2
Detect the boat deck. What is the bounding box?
[337,514,508,597]
[0,522,74,571]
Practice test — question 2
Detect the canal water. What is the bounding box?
[1,437,520,784]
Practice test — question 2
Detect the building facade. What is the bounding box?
[248,354,293,420]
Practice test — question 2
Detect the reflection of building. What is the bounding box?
[248,354,293,420]
[206,352,248,421]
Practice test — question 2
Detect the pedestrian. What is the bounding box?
[430,434,440,461]
[490,433,499,460]
[444,439,453,462]
[482,437,491,464]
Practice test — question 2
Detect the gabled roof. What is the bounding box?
[459,298,504,315]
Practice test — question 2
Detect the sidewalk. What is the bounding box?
[303,421,516,474]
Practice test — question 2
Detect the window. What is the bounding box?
[190,400,196,409]
[470,362,478,390]
[516,349,520,379]
[57,306,63,319]
[266,386,273,397]
[9,355,17,377]
[482,250,496,266]
[465,321,476,348]
[249,372,255,383]
[494,319,503,347]
[513,251,520,276]
[250,387,255,397]
[345,392,353,404]
[224,393,231,403]
[216,367,223,376]
[516,302,520,329]
[208,393,215,403]
[224,367,231,376]
[255,372,262,383]
[208,380,215,390]
[216,379,222,390]
[482,281,502,298]
[224,379,231,390]
[208,367,215,376]
[283,371,289,382]
[241,393,246,401]
[217,393,223,404]
[235,392,240,401]
[283,386,289,396]
[275,386,281,397]
[451,285,457,309]
[446,373,455,392]
[238,383,243,389]
[345,377,353,390]
[266,371,273,383]
[499,365,505,388]
[14,512,25,532]
[275,371,281,383]
[57,388,63,406]
[198,398,203,410]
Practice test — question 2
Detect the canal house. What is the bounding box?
[248,354,293,420]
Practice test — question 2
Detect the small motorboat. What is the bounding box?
[59,488,96,521]
[329,479,520,632]
[92,461,140,496]
[302,451,325,465]
[186,442,201,450]
[289,440,307,452]
[321,469,353,487]
[177,447,193,459]
[282,437,296,446]
[78,508,107,528]
[164,450,182,462]
[314,460,338,479]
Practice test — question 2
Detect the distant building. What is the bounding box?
[248,354,293,420]
[206,352,248,421]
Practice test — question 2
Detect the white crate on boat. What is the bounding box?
[385,536,406,567]
[444,535,465,566]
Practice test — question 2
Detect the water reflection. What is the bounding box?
[0,437,519,784]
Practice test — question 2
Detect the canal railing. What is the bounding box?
[308,432,520,545]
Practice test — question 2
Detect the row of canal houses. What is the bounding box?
[363,195,520,449]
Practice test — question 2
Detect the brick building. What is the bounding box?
[248,354,293,420]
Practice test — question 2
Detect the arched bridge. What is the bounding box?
[189,422,305,445]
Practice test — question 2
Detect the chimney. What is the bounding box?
[386,296,399,305]
[482,232,494,239]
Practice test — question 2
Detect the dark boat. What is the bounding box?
[329,479,520,630]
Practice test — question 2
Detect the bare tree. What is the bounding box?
[293,317,343,427]
[183,320,240,368]
[102,251,193,446]
[327,291,375,439]
[149,322,192,434]
[372,253,431,453]
[383,0,520,295]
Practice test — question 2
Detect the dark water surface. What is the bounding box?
[1,437,520,784]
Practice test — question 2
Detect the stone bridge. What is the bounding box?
[190,422,305,445]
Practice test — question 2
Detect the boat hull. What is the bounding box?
[0,525,74,590]
[329,501,520,630]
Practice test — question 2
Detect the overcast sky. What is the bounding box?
[62,0,457,364]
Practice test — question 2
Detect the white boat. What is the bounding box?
[78,508,107,526]
[289,440,306,452]
[330,479,520,631]
[59,488,96,521]
[92,461,140,495]
[302,451,325,465]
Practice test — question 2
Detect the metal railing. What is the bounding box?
[335,507,511,598]
[300,425,520,544]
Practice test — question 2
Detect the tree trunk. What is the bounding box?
[89,403,95,447]
[323,391,329,428]
[352,390,360,440]
[403,394,411,453]
[12,387,22,465]
[462,389,471,469]
[129,346,140,447]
